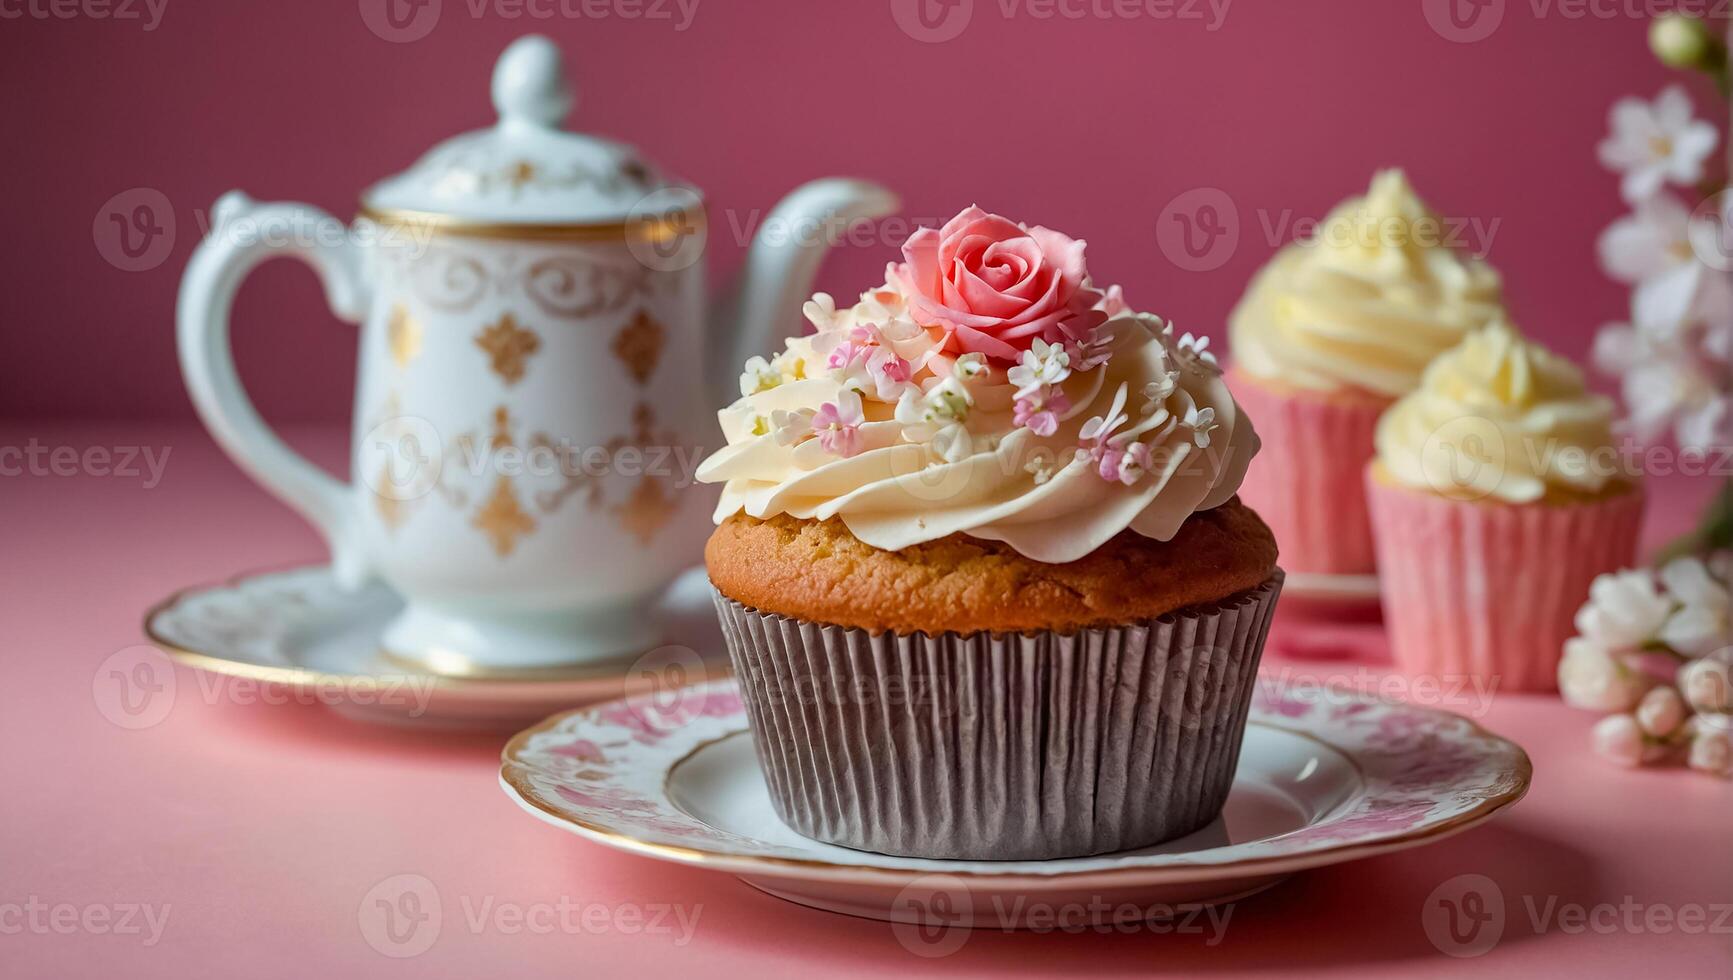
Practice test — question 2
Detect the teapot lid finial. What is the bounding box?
[491,34,573,130]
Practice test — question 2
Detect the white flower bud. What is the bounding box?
[1679,651,1733,715]
[1650,14,1715,69]
[1635,686,1687,738]
[1686,725,1733,778]
[1592,714,1651,767]
[1559,640,1656,712]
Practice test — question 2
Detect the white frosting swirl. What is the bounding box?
[1230,170,1505,397]
[697,282,1258,563]
[1375,320,1622,503]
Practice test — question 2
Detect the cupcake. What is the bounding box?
[1367,320,1644,692]
[697,206,1282,860]
[1228,170,1505,575]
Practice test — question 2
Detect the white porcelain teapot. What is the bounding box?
[177,35,897,672]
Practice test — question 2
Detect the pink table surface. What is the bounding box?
[2,422,1729,978]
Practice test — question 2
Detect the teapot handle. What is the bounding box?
[176,192,373,588]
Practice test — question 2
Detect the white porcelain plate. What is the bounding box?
[144,565,727,729]
[500,679,1531,927]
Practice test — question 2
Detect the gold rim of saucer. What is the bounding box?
[498,681,1535,885]
[355,203,706,243]
[140,564,713,696]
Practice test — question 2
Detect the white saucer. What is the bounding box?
[501,679,1530,928]
[144,565,727,729]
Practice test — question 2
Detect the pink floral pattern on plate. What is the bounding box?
[502,679,1531,874]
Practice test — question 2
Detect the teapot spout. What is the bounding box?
[709,178,899,408]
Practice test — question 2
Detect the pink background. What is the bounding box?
[5,0,1722,422]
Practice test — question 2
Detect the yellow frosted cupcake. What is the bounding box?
[1367,320,1644,691]
[1228,170,1505,575]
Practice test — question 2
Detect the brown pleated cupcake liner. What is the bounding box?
[711,573,1283,861]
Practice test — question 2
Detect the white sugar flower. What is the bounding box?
[1183,405,1218,448]
[1573,568,1672,654]
[1658,555,1730,657]
[739,355,782,397]
[895,378,975,463]
[769,407,815,446]
[1597,86,1719,203]
[1142,370,1180,412]
[1598,194,1695,285]
[1175,331,1220,373]
[951,352,991,383]
[1007,338,1070,396]
[1558,638,1657,712]
[901,377,972,424]
[801,292,842,329]
[1024,453,1055,485]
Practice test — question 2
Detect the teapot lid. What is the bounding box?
[361,35,687,227]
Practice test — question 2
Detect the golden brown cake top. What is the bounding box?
[706,499,1278,636]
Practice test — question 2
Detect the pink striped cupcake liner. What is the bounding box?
[1365,474,1644,693]
[1228,370,1388,575]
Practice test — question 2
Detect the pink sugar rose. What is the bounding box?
[894,206,1107,362]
